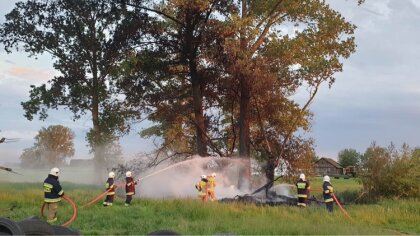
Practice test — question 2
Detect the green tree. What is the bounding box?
[20,146,44,168]
[20,125,75,167]
[359,143,420,200]
[0,0,152,171]
[338,148,361,167]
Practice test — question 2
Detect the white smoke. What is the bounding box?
[129,156,252,199]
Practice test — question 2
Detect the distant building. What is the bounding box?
[314,157,344,176]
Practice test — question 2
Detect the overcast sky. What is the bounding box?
[1,0,420,165]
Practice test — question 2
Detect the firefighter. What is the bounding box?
[125,171,137,206]
[296,173,310,207]
[323,175,334,212]
[207,173,217,202]
[43,167,64,223]
[103,171,116,206]
[195,175,208,202]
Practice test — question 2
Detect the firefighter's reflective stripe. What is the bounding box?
[297,202,306,206]
[107,191,115,195]
[324,186,333,194]
[44,183,53,192]
[44,198,61,203]
[47,217,57,223]
[297,183,306,189]
[126,192,135,195]
[296,179,310,199]
[58,190,64,195]
[323,182,334,203]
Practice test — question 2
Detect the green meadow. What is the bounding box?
[1,179,419,235]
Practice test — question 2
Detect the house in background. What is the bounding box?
[315,157,344,176]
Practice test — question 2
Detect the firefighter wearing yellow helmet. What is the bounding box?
[207,173,217,202]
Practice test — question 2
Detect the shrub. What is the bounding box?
[359,143,420,200]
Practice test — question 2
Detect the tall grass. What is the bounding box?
[1,182,419,235]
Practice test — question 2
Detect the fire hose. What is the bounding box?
[310,188,353,220]
[41,183,127,226]
[80,167,177,208]
[80,183,126,208]
[41,195,77,227]
[332,193,352,220]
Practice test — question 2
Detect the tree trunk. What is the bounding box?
[190,66,207,156]
[237,0,251,189]
[91,50,103,182]
[238,75,250,158]
[264,157,276,197]
[184,10,207,157]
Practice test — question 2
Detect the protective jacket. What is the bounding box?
[125,177,137,195]
[195,179,208,196]
[323,181,334,203]
[296,179,310,198]
[105,178,115,195]
[207,176,216,192]
[43,174,64,203]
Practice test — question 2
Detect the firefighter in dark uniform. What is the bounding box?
[125,171,137,206]
[103,171,116,206]
[296,173,310,207]
[43,167,64,223]
[323,175,334,212]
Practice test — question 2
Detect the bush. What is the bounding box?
[359,143,420,200]
[335,190,360,204]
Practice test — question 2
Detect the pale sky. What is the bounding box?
[1,0,420,164]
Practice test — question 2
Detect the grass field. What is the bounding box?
[1,179,419,235]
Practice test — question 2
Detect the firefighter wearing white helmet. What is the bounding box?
[195,175,208,202]
[322,175,334,212]
[103,171,116,206]
[43,167,64,223]
[296,173,310,207]
[125,171,137,206]
[207,172,217,202]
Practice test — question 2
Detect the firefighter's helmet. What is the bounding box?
[299,173,305,180]
[323,175,330,182]
[201,174,207,179]
[126,171,132,177]
[109,172,115,178]
[50,167,60,176]
[211,173,216,177]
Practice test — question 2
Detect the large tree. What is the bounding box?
[119,0,234,159]
[213,0,359,186]
[0,0,153,172]
[20,125,75,167]
[338,148,362,167]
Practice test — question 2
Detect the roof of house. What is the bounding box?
[315,157,343,169]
